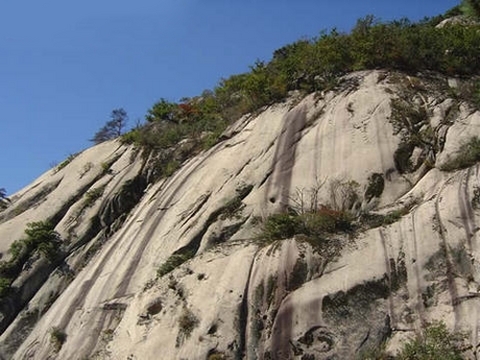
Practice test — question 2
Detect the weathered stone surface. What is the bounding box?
[1,70,480,359]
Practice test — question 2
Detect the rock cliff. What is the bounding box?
[1,70,480,359]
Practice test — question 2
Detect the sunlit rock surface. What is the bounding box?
[1,70,480,359]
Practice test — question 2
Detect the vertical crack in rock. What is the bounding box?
[264,105,307,209]
[457,166,479,352]
[270,295,295,358]
[408,208,427,327]
[435,179,460,324]
[379,229,397,327]
[237,251,258,360]
[458,167,476,250]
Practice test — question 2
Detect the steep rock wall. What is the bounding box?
[1,71,480,359]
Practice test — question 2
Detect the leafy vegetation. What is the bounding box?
[0,188,9,210]
[258,206,352,249]
[365,173,385,202]
[121,10,480,177]
[0,277,11,298]
[472,186,480,210]
[461,0,480,19]
[177,307,198,338]
[360,199,419,229]
[175,306,199,346]
[83,186,106,208]
[356,322,465,359]
[397,321,465,360]
[207,353,227,360]
[0,221,62,300]
[49,327,67,352]
[440,137,480,171]
[15,221,62,262]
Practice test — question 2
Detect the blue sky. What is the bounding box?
[1,0,459,195]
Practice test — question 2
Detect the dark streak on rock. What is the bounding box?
[434,179,460,324]
[408,209,427,327]
[237,251,258,360]
[378,229,397,327]
[264,106,307,210]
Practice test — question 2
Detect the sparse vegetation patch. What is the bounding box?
[397,321,465,360]
[157,250,195,278]
[49,327,67,352]
[55,153,79,173]
[83,186,106,208]
[441,137,480,171]
[177,307,199,341]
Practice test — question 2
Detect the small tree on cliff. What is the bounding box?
[91,108,128,144]
[0,188,10,210]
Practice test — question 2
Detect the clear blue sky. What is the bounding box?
[1,0,459,195]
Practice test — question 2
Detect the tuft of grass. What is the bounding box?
[157,250,194,278]
[83,186,106,208]
[55,153,79,173]
[178,307,199,338]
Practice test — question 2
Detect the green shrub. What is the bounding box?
[10,221,61,262]
[23,221,62,261]
[302,206,353,233]
[361,199,418,228]
[83,186,106,208]
[260,213,303,242]
[123,12,480,173]
[0,277,11,298]
[217,184,253,220]
[50,327,67,352]
[101,161,112,174]
[365,173,385,202]
[461,0,480,19]
[472,186,480,209]
[382,208,410,225]
[207,353,227,360]
[178,307,198,338]
[162,159,180,178]
[441,137,480,171]
[398,321,465,360]
[0,221,61,295]
[258,206,352,247]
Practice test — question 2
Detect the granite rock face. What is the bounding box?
[1,70,480,359]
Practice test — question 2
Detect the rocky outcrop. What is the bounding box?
[1,70,480,359]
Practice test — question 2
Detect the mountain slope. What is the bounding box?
[1,70,480,359]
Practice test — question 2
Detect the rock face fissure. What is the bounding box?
[2,71,480,359]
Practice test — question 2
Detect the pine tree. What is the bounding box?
[90,108,128,144]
